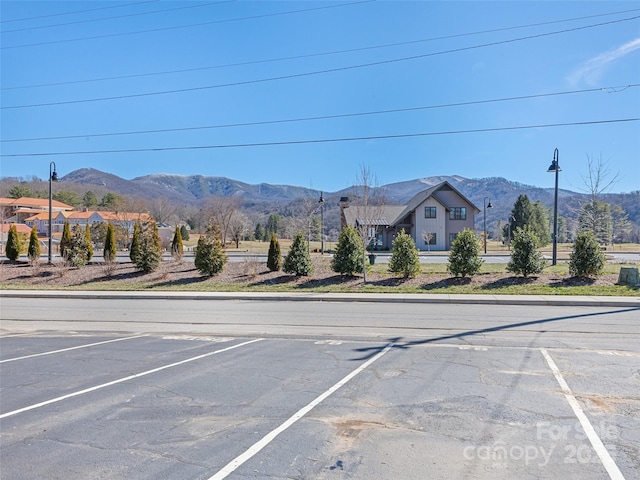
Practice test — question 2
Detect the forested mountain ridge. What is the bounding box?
[2,168,638,240]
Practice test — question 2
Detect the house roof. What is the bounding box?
[25,211,70,221]
[389,181,480,227]
[0,196,74,210]
[1,223,32,234]
[343,205,406,228]
[22,210,153,223]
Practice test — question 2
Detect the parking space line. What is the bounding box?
[0,338,263,420]
[540,348,625,480]
[0,335,146,363]
[208,343,394,480]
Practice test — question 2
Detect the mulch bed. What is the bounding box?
[0,258,622,290]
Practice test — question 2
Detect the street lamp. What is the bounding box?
[507,215,515,251]
[318,192,325,255]
[48,161,59,264]
[483,197,493,254]
[547,148,561,266]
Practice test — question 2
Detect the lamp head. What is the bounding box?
[51,171,59,182]
[318,192,324,204]
[487,201,493,209]
[547,160,561,173]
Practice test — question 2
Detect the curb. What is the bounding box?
[1,290,638,308]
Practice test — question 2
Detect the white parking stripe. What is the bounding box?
[541,349,625,480]
[0,338,263,420]
[208,343,394,480]
[0,335,146,363]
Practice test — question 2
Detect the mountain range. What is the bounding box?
[3,168,638,234]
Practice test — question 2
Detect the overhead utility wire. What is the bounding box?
[0,0,373,49]
[4,8,638,91]
[3,85,637,144]
[0,1,159,24]
[2,119,637,157]
[1,1,233,33]
[3,16,637,110]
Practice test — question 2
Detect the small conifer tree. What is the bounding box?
[331,225,364,276]
[180,224,190,241]
[133,222,162,273]
[267,233,282,271]
[6,224,21,261]
[60,221,72,259]
[283,232,313,276]
[447,228,484,277]
[129,220,141,263]
[103,222,117,262]
[65,224,89,267]
[171,225,184,260]
[569,230,605,277]
[85,223,93,262]
[506,227,546,277]
[194,223,227,276]
[28,225,40,263]
[254,223,265,242]
[388,229,421,278]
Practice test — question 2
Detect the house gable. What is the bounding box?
[390,181,479,251]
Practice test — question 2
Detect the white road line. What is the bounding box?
[0,335,146,363]
[0,338,263,420]
[208,343,394,480]
[540,348,625,480]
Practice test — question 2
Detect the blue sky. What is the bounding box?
[1,0,639,193]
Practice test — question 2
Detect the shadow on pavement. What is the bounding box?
[350,307,639,361]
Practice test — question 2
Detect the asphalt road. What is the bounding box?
[40,251,640,264]
[1,297,638,479]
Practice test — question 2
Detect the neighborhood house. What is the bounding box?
[341,181,480,251]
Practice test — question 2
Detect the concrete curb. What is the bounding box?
[1,290,638,308]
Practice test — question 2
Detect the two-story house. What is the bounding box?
[342,181,480,251]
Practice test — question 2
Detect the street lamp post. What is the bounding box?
[507,215,515,251]
[483,197,493,254]
[547,148,561,266]
[318,192,325,255]
[48,162,59,264]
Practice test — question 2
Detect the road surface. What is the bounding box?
[1,296,638,479]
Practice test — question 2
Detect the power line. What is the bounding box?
[0,1,159,24]
[3,15,637,110]
[0,1,373,49]
[1,1,233,33]
[2,119,637,157]
[3,85,637,143]
[3,7,639,90]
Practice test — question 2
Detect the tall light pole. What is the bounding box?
[483,197,493,254]
[507,215,515,251]
[318,192,325,255]
[547,148,561,266]
[48,161,59,264]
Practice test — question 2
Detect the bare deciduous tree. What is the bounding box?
[204,196,241,246]
[421,231,434,252]
[580,154,620,204]
[149,196,178,225]
[228,211,250,249]
[351,164,386,283]
[578,154,619,244]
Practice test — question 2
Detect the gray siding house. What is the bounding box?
[342,181,480,251]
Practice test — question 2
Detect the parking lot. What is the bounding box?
[1,309,638,480]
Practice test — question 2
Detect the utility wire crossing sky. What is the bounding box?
[1,1,639,193]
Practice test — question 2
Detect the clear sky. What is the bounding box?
[1,1,638,193]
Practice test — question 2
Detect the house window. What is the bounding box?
[424,233,436,246]
[424,206,436,219]
[449,207,466,220]
[449,233,458,244]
